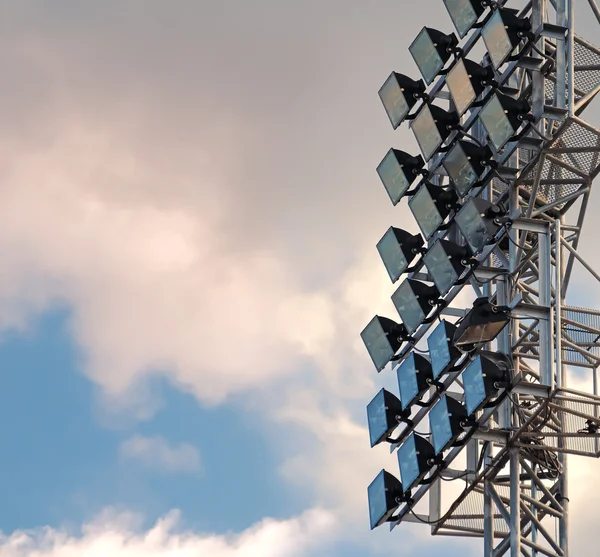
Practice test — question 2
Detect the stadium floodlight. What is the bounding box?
[397,433,436,493]
[392,279,441,335]
[367,388,405,447]
[446,58,495,116]
[443,140,495,197]
[482,8,532,69]
[368,469,404,529]
[462,351,511,416]
[443,0,488,38]
[377,148,425,206]
[361,315,412,372]
[479,92,531,150]
[410,27,459,85]
[409,183,459,240]
[427,320,461,380]
[455,197,505,254]
[423,238,473,296]
[377,227,425,283]
[379,72,427,129]
[429,394,469,455]
[411,104,460,161]
[397,352,434,410]
[454,297,511,349]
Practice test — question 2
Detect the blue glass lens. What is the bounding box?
[379,74,410,129]
[410,29,444,84]
[412,105,443,161]
[377,228,409,283]
[377,150,411,205]
[392,281,426,335]
[367,390,391,446]
[480,94,514,150]
[455,200,491,253]
[430,396,453,454]
[361,317,394,372]
[398,433,420,491]
[444,142,479,197]
[409,185,443,239]
[444,0,478,38]
[446,59,476,116]
[482,10,514,69]
[423,241,459,296]
[368,471,389,529]
[463,357,487,415]
[428,321,452,379]
[397,354,420,410]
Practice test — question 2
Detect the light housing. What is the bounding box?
[397,433,436,492]
[455,197,504,254]
[429,394,469,455]
[367,388,404,447]
[444,0,488,38]
[423,238,472,296]
[392,279,441,335]
[377,227,425,283]
[361,315,410,372]
[379,72,426,129]
[446,58,495,116]
[454,297,511,349]
[462,351,511,416]
[482,8,532,69]
[410,27,459,85]
[377,148,425,206]
[409,182,459,239]
[443,140,495,197]
[479,92,531,150]
[427,320,462,380]
[368,470,404,529]
[396,352,434,410]
[411,104,460,161]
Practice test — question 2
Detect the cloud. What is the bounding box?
[119,435,201,473]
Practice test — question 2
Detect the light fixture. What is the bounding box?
[429,394,469,455]
[361,315,411,372]
[482,8,532,69]
[446,58,495,116]
[423,238,473,296]
[411,104,460,161]
[397,433,435,493]
[368,469,404,529]
[392,279,441,335]
[455,197,505,254]
[409,182,459,240]
[367,388,404,447]
[396,352,434,410]
[427,320,462,380]
[453,297,511,349]
[444,0,490,38]
[443,140,495,197]
[410,27,459,85]
[479,92,531,150]
[462,351,511,416]
[377,227,425,283]
[379,72,427,129]
[377,148,425,206]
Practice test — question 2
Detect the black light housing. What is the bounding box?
[455,197,505,254]
[377,148,426,206]
[379,72,427,129]
[423,238,473,296]
[427,320,462,380]
[453,297,511,349]
[368,470,404,529]
[392,279,441,335]
[377,227,425,283]
[361,315,411,372]
[479,92,531,150]
[367,388,404,447]
[410,27,459,85]
[463,351,511,416]
[409,182,459,240]
[397,433,436,493]
[482,8,532,69]
[396,352,434,410]
[429,394,469,455]
[443,140,495,197]
[444,0,489,38]
[411,104,460,161]
[446,58,495,116]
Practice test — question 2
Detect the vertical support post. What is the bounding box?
[567,0,575,116]
[484,444,494,557]
[510,448,521,556]
[539,225,554,387]
[531,0,546,119]
[556,0,567,109]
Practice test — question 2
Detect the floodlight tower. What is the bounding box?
[363,0,600,556]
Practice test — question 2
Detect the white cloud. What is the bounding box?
[119,435,201,474]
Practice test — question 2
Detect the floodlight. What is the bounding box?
[411,104,460,161]
[397,433,435,493]
[446,58,495,116]
[482,8,532,69]
[443,140,495,197]
[444,0,488,38]
[377,227,425,283]
[462,351,511,416]
[427,320,461,379]
[368,469,404,529]
[429,394,469,455]
[479,92,531,150]
[455,197,504,254]
[396,352,434,410]
[361,315,411,372]
[410,27,459,85]
[453,297,511,349]
[423,238,472,296]
[379,72,427,129]
[367,388,404,447]
[409,183,459,239]
[377,148,425,206]
[391,279,441,335]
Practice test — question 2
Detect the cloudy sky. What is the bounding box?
[1,1,600,556]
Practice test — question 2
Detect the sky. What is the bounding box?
[0,1,600,556]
